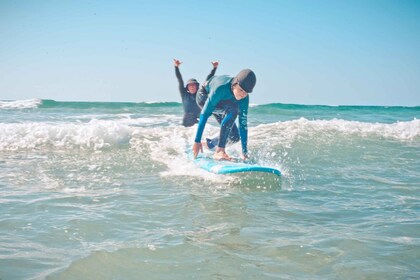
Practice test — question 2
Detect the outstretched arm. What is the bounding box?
[192,89,222,158]
[173,58,182,68]
[205,61,219,82]
[192,142,203,159]
[173,59,185,93]
[238,99,249,159]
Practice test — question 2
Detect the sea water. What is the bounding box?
[0,99,419,279]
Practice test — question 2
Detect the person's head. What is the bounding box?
[232,69,256,100]
[186,78,199,94]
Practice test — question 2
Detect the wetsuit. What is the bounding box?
[175,66,217,127]
[195,75,248,155]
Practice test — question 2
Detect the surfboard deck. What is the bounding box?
[192,153,281,176]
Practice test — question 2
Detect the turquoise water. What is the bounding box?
[0,99,419,279]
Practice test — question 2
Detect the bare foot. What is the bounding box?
[213,151,232,161]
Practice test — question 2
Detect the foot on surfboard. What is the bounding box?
[213,151,233,161]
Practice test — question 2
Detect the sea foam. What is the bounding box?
[253,118,420,142]
[0,120,132,151]
[1,117,418,152]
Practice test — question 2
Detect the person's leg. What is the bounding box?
[211,103,239,160]
[214,102,239,149]
[206,113,240,149]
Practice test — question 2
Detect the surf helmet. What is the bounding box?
[233,69,256,93]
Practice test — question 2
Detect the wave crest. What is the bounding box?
[0,99,42,109]
[0,118,418,152]
[0,120,132,151]
[253,118,420,142]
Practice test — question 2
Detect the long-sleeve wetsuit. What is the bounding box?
[194,75,249,155]
[175,66,217,127]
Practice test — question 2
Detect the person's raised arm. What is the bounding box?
[205,61,219,82]
[173,59,184,93]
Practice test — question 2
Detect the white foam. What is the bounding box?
[253,118,420,142]
[0,99,42,109]
[1,117,418,152]
[0,119,133,151]
[128,124,232,183]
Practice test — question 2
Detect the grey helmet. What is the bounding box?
[233,69,256,93]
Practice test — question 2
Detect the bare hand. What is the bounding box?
[173,58,182,67]
[192,142,203,159]
[211,61,219,68]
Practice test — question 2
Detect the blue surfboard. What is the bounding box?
[192,153,281,176]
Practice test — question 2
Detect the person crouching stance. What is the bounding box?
[193,69,256,160]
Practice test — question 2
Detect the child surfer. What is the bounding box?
[192,69,256,160]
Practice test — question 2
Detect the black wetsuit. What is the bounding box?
[175,66,217,127]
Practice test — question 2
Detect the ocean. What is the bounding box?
[0,99,419,279]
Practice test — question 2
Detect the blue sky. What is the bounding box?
[1,0,419,106]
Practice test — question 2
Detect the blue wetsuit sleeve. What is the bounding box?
[239,125,248,155]
[238,98,249,155]
[194,89,222,143]
[194,114,209,143]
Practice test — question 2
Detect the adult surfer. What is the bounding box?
[173,59,219,127]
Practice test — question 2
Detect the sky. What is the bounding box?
[1,0,419,106]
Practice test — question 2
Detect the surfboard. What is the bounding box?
[192,153,281,176]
